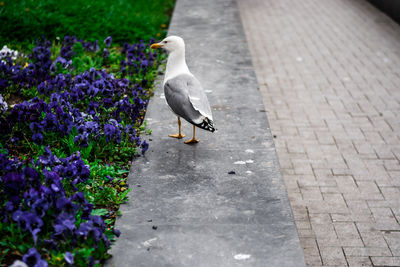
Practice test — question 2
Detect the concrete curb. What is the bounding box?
[105,0,306,266]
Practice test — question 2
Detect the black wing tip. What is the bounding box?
[195,118,216,133]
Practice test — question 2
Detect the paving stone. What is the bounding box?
[346,257,372,267]
[375,217,400,231]
[359,231,388,248]
[383,232,400,256]
[343,247,392,257]
[370,207,395,219]
[334,222,363,247]
[300,237,319,249]
[305,256,323,266]
[238,0,400,265]
[304,246,321,257]
[346,200,372,215]
[335,176,359,193]
[371,257,400,266]
[319,247,347,266]
[296,220,312,230]
[380,187,400,199]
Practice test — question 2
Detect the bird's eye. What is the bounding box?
[164,41,168,44]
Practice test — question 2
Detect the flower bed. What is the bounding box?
[0,36,161,266]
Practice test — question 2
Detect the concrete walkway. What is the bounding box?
[238,0,400,266]
[106,0,305,266]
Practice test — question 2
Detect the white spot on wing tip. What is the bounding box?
[234,254,251,260]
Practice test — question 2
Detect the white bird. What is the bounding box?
[150,36,215,144]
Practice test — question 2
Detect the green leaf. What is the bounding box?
[91,208,108,216]
[17,244,28,252]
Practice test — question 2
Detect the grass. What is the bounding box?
[0,0,175,47]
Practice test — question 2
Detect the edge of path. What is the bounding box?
[105,0,306,266]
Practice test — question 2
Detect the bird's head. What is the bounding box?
[150,36,185,53]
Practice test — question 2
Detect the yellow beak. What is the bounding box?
[150,43,163,49]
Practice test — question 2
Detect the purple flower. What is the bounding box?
[49,63,57,74]
[51,183,61,192]
[141,140,149,154]
[31,198,50,218]
[90,215,105,230]
[4,172,25,194]
[54,56,69,68]
[30,122,43,133]
[22,248,48,267]
[0,37,159,263]
[0,94,7,113]
[37,148,61,167]
[12,211,43,243]
[72,192,85,203]
[86,101,100,116]
[12,210,26,229]
[104,123,116,142]
[102,97,113,108]
[84,121,98,134]
[64,164,78,178]
[89,67,97,81]
[103,48,110,58]
[73,132,89,147]
[113,228,121,237]
[54,213,76,236]
[5,201,14,212]
[41,113,58,131]
[104,36,112,47]
[56,197,78,214]
[65,252,74,265]
[76,220,93,237]
[87,85,99,97]
[32,132,43,143]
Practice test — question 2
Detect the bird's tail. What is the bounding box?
[195,118,216,132]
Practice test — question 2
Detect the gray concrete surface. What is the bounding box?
[105,0,305,266]
[237,0,400,266]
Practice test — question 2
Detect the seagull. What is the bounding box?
[150,36,215,144]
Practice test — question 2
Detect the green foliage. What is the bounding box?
[0,0,175,47]
[91,209,108,216]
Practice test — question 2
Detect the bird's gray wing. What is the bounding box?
[185,74,213,120]
[164,75,203,125]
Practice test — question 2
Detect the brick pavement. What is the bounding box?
[237,0,400,266]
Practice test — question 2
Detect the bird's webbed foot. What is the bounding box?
[169,133,186,139]
[184,138,200,144]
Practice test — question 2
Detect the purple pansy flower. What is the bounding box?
[22,248,48,267]
[65,252,74,265]
[104,36,112,47]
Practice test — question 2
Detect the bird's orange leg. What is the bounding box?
[184,125,200,144]
[169,117,186,139]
